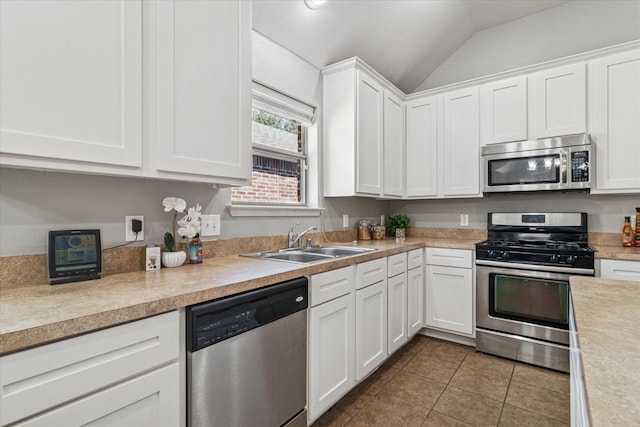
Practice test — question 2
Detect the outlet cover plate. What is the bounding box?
[201,214,221,236]
[342,214,349,228]
[460,214,469,227]
[125,215,144,242]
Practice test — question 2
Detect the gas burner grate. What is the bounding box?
[544,241,583,251]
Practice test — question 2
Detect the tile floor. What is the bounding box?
[312,335,570,427]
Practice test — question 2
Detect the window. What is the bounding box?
[231,83,315,206]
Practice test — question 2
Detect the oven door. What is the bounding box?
[483,149,565,193]
[476,265,570,345]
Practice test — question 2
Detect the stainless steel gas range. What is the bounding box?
[475,212,595,373]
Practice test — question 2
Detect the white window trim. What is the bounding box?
[228,205,324,217]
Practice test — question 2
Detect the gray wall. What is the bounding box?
[390,193,639,233]
[414,0,640,91]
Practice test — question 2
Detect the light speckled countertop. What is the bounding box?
[570,276,640,426]
[0,237,479,355]
[591,244,640,261]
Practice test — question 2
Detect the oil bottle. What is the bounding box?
[622,216,635,247]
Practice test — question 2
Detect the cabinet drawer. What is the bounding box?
[0,311,179,426]
[387,252,407,277]
[600,259,640,282]
[407,248,424,270]
[310,265,355,306]
[356,258,387,289]
[426,248,472,268]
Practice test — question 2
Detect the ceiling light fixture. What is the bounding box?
[304,0,326,10]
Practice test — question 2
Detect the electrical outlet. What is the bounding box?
[460,214,469,227]
[380,215,385,226]
[125,215,144,242]
[342,214,349,228]
[201,214,221,236]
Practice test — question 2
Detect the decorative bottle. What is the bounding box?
[635,208,640,247]
[189,234,203,264]
[622,217,635,247]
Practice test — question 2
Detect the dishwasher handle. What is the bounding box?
[187,277,308,352]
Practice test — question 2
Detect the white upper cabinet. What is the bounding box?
[383,91,404,197]
[323,60,404,198]
[0,0,143,175]
[442,87,481,197]
[480,76,528,145]
[405,88,481,199]
[356,71,385,195]
[531,63,586,138]
[0,0,251,186]
[405,96,438,197]
[589,49,640,193]
[145,0,251,185]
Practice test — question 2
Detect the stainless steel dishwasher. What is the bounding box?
[187,277,308,427]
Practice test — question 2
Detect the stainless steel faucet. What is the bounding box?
[288,225,318,248]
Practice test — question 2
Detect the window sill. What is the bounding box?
[227,205,324,217]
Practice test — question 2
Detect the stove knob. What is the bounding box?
[487,250,495,258]
[566,255,576,265]
[500,251,509,259]
[550,254,559,263]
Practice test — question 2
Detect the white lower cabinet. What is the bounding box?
[355,258,388,382]
[425,248,474,336]
[308,266,356,423]
[407,268,424,337]
[600,259,640,282]
[12,364,179,427]
[387,252,408,355]
[0,311,182,427]
[355,281,387,381]
[387,272,408,354]
[308,292,355,422]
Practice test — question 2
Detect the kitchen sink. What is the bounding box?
[242,246,376,264]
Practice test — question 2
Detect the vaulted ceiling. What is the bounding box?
[253,0,569,93]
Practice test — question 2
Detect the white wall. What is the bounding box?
[0,31,388,256]
[415,0,640,91]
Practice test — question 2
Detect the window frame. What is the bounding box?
[230,82,315,209]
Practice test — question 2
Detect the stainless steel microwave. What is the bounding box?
[482,134,592,194]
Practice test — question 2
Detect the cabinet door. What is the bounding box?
[0,0,142,173]
[442,87,480,197]
[480,76,527,145]
[600,259,640,282]
[356,71,384,195]
[387,273,408,354]
[14,364,180,427]
[405,96,438,197]
[590,50,640,193]
[355,281,387,381]
[425,265,473,335]
[151,0,251,184]
[0,311,179,426]
[407,266,424,337]
[531,63,586,138]
[308,294,355,423]
[383,90,404,197]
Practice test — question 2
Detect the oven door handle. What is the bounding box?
[475,259,594,275]
[560,152,568,184]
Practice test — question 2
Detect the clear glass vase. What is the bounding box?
[395,228,406,243]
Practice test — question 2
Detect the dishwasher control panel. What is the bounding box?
[187,277,308,352]
[195,308,257,348]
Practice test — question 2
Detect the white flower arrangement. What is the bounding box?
[162,197,202,251]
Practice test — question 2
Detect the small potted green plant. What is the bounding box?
[387,214,411,242]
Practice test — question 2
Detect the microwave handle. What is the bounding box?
[560,152,567,184]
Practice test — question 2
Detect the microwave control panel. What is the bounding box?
[570,151,589,182]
